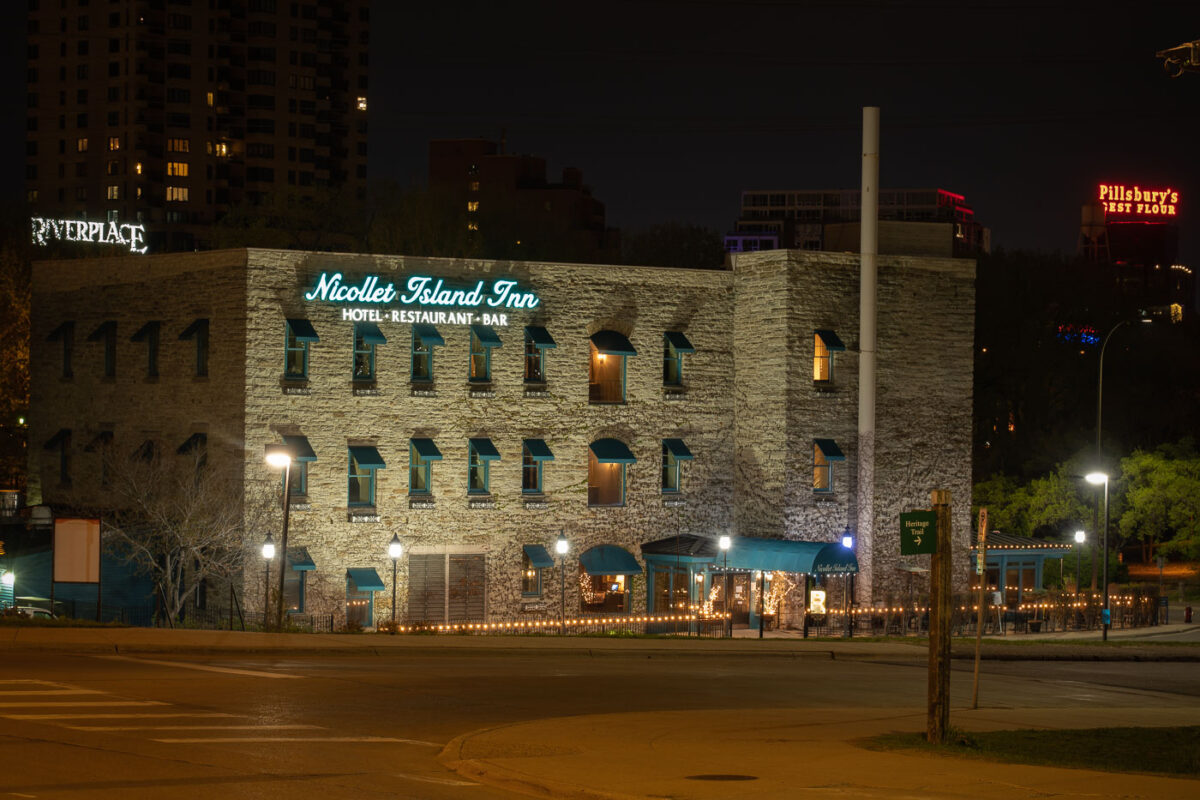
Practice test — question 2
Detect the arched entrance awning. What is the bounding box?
[580,544,643,576]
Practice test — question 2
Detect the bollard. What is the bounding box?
[1186,606,1193,624]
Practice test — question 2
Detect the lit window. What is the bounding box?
[522,439,554,494]
[179,318,209,377]
[353,322,385,381]
[347,446,385,507]
[578,559,629,613]
[108,136,120,151]
[467,201,479,212]
[524,326,555,383]
[588,438,635,507]
[409,438,442,495]
[357,96,367,111]
[167,138,190,153]
[663,332,694,386]
[206,91,214,106]
[469,325,500,382]
[521,548,544,596]
[589,330,635,404]
[167,161,189,177]
[106,160,120,176]
[467,221,479,231]
[467,438,500,495]
[135,162,143,175]
[469,181,480,192]
[166,186,189,202]
[410,324,442,382]
[106,185,120,200]
[285,318,318,380]
[813,439,845,493]
[813,330,846,383]
[76,138,88,152]
[661,439,693,493]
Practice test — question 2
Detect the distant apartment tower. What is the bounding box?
[25,0,370,253]
[429,139,619,263]
[728,188,989,258]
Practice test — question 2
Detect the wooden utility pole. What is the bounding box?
[972,507,988,709]
[927,489,953,743]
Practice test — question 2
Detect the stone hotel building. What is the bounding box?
[29,248,974,627]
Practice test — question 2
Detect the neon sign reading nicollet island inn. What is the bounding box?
[304,272,540,326]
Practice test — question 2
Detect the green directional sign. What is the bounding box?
[900,510,938,555]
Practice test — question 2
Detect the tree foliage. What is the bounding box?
[209,188,367,252]
[1118,441,1200,561]
[620,222,725,270]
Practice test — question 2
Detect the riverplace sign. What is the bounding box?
[304,272,541,327]
[30,217,148,254]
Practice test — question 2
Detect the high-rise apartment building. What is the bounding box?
[25,0,370,253]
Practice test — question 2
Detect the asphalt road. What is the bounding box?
[1,648,1196,799]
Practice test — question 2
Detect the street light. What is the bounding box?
[388,533,403,628]
[1074,530,1086,595]
[719,535,731,638]
[264,443,294,633]
[842,532,855,638]
[555,531,569,635]
[261,532,275,631]
[1085,471,1111,641]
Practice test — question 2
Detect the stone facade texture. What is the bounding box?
[30,246,973,626]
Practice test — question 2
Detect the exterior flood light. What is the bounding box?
[1075,530,1086,544]
[718,535,731,551]
[265,443,293,468]
[842,534,854,549]
[388,533,403,560]
[555,531,569,555]
[1084,471,1108,485]
[261,533,276,561]
[1,572,14,587]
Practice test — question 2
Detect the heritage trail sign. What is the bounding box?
[900,510,938,555]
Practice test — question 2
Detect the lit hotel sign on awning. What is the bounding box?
[304,272,540,327]
[30,217,148,254]
[1098,184,1179,217]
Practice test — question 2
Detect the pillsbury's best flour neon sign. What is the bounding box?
[31,217,148,254]
[304,272,540,326]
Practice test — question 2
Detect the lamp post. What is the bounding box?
[1074,530,1085,595]
[555,531,568,635]
[388,533,403,628]
[1085,471,1110,641]
[261,532,275,631]
[719,535,731,638]
[842,532,855,638]
[264,443,294,632]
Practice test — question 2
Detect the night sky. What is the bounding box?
[3,1,1197,261]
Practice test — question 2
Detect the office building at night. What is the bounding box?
[25,0,370,253]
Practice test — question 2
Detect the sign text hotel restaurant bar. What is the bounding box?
[305,271,540,327]
[1098,184,1180,218]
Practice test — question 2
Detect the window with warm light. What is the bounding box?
[206,91,214,106]
[813,438,845,493]
[468,325,500,382]
[108,136,120,151]
[522,439,553,494]
[76,137,88,152]
[589,331,635,404]
[523,326,555,383]
[580,568,627,613]
[353,322,385,381]
[106,185,119,200]
[813,330,845,383]
[167,161,189,177]
[467,221,479,231]
[166,186,189,202]
[467,438,499,494]
[588,438,634,506]
[410,328,435,382]
[521,549,542,596]
[135,162,143,175]
[357,96,367,111]
[285,318,318,380]
[467,200,479,212]
[167,138,189,153]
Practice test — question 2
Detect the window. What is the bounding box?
[466,200,478,212]
[353,322,385,381]
[523,326,555,383]
[813,439,845,493]
[468,325,500,382]
[45,429,71,487]
[347,446,384,507]
[813,330,846,383]
[285,319,318,380]
[87,321,117,378]
[166,186,189,202]
[108,136,120,151]
[356,96,367,111]
[522,439,553,494]
[167,161,188,177]
[283,560,307,613]
[130,321,160,378]
[281,435,316,498]
[521,545,553,596]
[663,331,694,386]
[409,438,442,495]
[661,439,693,493]
[76,137,88,152]
[179,318,209,377]
[105,160,119,176]
[588,438,635,507]
[467,438,499,494]
[589,330,635,404]
[411,325,442,382]
[167,138,190,153]
[48,321,74,378]
[104,185,119,200]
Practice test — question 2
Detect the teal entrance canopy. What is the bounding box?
[641,534,858,575]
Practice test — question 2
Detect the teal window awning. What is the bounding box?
[130,321,160,342]
[410,438,442,462]
[814,438,846,461]
[816,329,846,352]
[287,318,320,342]
[724,537,858,575]
[346,567,385,591]
[523,544,555,569]
[287,546,316,571]
[348,445,385,469]
[355,322,386,345]
[590,330,637,356]
[590,438,636,464]
[469,438,501,460]
[525,325,556,349]
[413,324,445,346]
[523,438,554,461]
[282,435,317,462]
[470,324,503,347]
[663,438,694,460]
[580,545,642,576]
[664,331,695,353]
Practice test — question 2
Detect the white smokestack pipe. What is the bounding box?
[856,106,879,604]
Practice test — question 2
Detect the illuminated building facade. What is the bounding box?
[28,248,974,628]
[24,0,370,253]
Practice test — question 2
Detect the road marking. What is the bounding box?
[64,724,322,731]
[152,736,442,745]
[0,689,103,696]
[0,700,166,708]
[4,712,237,720]
[94,655,303,679]
[390,772,480,787]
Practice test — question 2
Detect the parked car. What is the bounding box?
[13,606,54,620]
